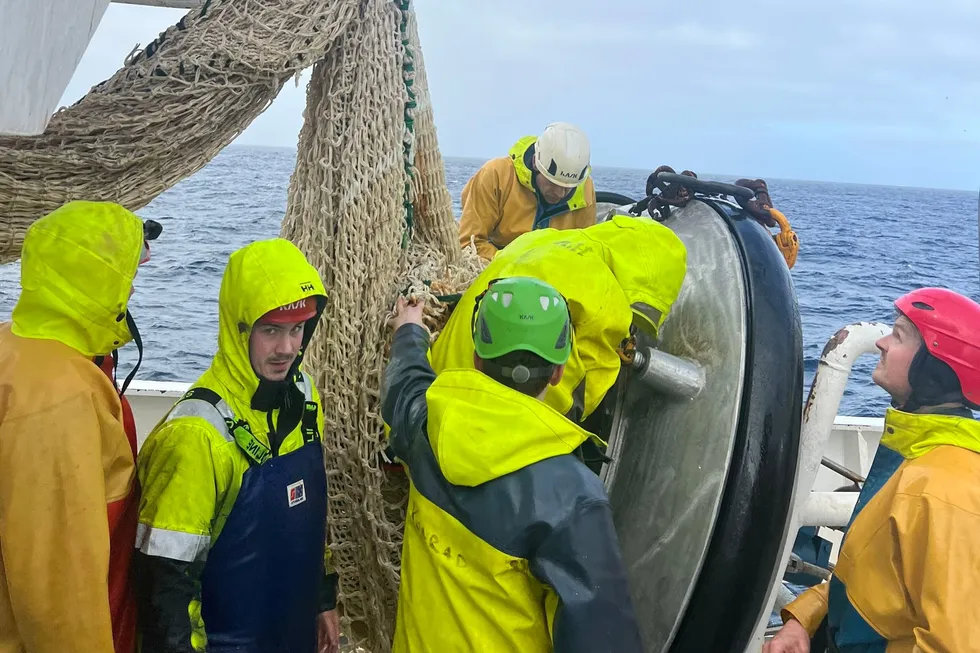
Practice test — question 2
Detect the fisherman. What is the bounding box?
[0,200,160,653]
[383,277,644,652]
[458,122,597,260]
[435,214,687,425]
[134,239,340,653]
[764,287,980,653]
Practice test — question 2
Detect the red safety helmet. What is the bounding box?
[895,287,980,409]
[257,298,318,325]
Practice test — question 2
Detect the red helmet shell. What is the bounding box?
[895,287,980,407]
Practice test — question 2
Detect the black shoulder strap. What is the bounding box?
[179,386,225,408]
[300,400,320,444]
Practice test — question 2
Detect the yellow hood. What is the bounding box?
[575,214,687,336]
[880,407,980,459]
[11,201,145,357]
[508,136,538,192]
[424,369,593,486]
[208,238,327,400]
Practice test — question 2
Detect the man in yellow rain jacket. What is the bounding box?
[458,122,597,260]
[0,201,160,653]
[765,287,980,653]
[134,239,340,653]
[434,214,687,425]
[383,277,643,652]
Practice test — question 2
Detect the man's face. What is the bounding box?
[872,315,922,404]
[535,175,574,205]
[249,320,306,381]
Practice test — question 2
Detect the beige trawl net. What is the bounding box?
[0,0,362,263]
[0,1,485,651]
[281,2,485,649]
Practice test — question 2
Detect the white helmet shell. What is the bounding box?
[533,122,591,188]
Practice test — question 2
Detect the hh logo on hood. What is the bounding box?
[300,282,316,292]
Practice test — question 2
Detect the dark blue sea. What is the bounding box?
[1,145,977,417]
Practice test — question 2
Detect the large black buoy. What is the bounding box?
[597,189,803,653]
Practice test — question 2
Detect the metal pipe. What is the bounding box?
[748,322,888,651]
[799,492,858,528]
[821,456,866,485]
[795,323,888,515]
[787,553,832,581]
[630,347,704,400]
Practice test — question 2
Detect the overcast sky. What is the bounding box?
[60,0,980,190]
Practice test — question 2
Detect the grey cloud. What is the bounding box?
[44,0,980,189]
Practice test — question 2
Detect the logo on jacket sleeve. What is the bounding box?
[287,480,307,507]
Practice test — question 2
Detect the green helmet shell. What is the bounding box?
[472,276,572,365]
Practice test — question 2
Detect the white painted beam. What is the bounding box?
[0,0,112,135]
[111,0,202,7]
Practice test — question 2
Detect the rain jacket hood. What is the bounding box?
[12,200,145,357]
[209,238,327,403]
[424,369,593,487]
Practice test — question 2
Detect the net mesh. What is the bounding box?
[0,1,486,651]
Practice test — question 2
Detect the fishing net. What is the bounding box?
[0,0,485,651]
[0,0,365,263]
[280,3,484,648]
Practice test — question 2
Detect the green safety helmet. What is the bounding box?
[472,276,572,367]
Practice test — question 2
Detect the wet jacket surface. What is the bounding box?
[783,407,980,653]
[383,323,643,653]
[134,239,336,653]
[457,136,597,260]
[0,201,145,653]
[432,215,687,422]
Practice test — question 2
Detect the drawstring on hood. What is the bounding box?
[119,312,144,397]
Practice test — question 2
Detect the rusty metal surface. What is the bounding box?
[602,200,747,653]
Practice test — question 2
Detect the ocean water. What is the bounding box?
[1,145,977,418]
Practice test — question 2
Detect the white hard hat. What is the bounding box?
[533,122,591,188]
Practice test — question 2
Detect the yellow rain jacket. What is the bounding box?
[432,214,687,422]
[0,201,145,653]
[382,323,643,652]
[458,136,598,260]
[135,239,335,652]
[783,408,980,653]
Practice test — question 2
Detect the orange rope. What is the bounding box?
[769,207,799,269]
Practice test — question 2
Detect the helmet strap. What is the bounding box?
[481,360,554,385]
